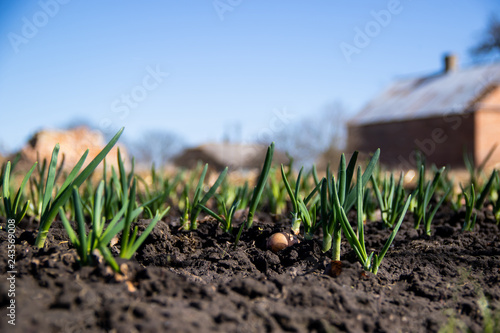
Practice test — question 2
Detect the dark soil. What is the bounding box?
[1,205,499,333]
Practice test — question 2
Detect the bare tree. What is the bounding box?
[263,101,347,167]
[0,140,8,157]
[470,15,500,60]
[129,130,185,167]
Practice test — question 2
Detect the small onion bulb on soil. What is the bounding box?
[267,232,300,252]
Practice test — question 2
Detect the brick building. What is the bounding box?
[347,55,500,169]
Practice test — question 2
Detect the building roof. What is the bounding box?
[173,142,289,171]
[349,62,500,126]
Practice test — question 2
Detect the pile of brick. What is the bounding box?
[15,126,126,171]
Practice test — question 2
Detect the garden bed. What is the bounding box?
[1,204,499,333]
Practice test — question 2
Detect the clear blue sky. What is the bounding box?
[1,0,499,153]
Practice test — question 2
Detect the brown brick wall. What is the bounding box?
[479,86,500,105]
[347,113,475,170]
[474,109,500,168]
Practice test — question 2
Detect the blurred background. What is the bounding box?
[1,0,499,169]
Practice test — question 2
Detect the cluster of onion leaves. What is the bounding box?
[333,166,412,274]
[281,165,321,239]
[319,149,380,261]
[98,148,137,220]
[199,170,249,233]
[411,164,451,236]
[195,143,276,242]
[119,178,169,260]
[265,165,288,216]
[2,160,37,224]
[474,169,497,211]
[35,127,124,248]
[180,164,228,230]
[370,171,406,228]
[29,152,66,219]
[458,168,497,231]
[60,180,169,272]
[221,142,276,248]
[245,142,275,228]
[460,183,477,232]
[200,195,240,233]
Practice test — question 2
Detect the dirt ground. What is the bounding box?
[1,204,499,333]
